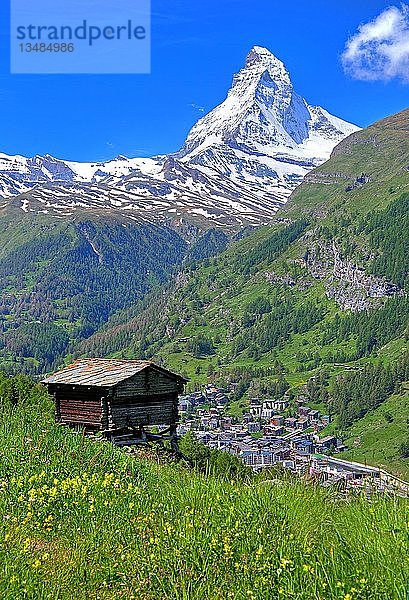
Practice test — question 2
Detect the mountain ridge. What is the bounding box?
[0,46,359,229]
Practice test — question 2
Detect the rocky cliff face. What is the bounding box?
[302,237,401,311]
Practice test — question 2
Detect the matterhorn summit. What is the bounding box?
[176,46,359,206]
[0,46,359,228]
[183,45,357,155]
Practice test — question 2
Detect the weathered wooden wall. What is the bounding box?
[53,386,104,429]
[108,392,177,429]
[114,369,183,398]
[108,369,180,428]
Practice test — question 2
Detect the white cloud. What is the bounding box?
[342,4,409,82]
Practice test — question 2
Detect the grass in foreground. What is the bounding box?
[0,380,408,599]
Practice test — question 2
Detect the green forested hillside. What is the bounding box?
[340,387,409,476]
[0,208,233,374]
[78,194,408,378]
[0,213,188,373]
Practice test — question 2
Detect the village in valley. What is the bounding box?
[177,383,409,496]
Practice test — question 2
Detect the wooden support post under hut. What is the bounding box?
[42,359,187,453]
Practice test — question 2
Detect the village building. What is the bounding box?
[264,425,284,436]
[297,418,310,430]
[318,435,337,450]
[247,421,261,433]
[249,402,262,418]
[269,399,289,412]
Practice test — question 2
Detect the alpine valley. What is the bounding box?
[0,46,358,369]
[1,47,408,477]
[77,107,409,477]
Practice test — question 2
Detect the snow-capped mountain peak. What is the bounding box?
[0,46,360,229]
[179,46,357,164]
[177,46,295,159]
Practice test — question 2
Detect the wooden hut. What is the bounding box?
[42,359,187,446]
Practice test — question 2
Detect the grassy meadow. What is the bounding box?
[0,377,408,599]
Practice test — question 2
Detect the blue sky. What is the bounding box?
[0,0,408,161]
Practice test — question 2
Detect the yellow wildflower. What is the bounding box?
[280,558,292,569]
